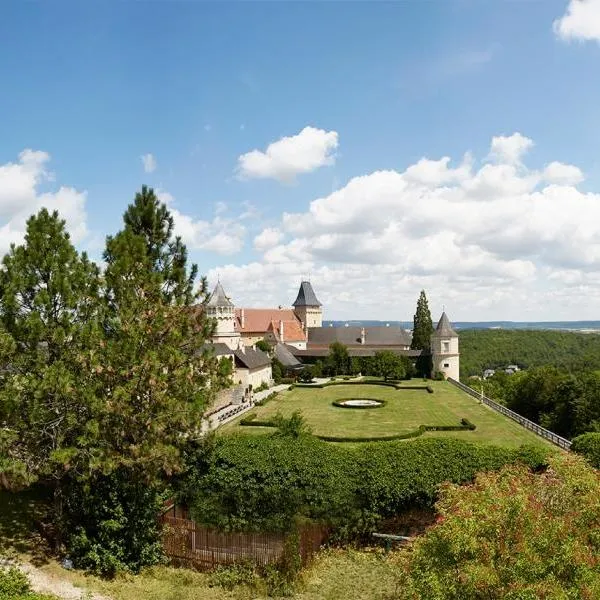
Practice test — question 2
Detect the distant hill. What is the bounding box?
[324,320,600,332]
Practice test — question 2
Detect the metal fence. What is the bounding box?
[160,507,327,570]
[447,378,572,450]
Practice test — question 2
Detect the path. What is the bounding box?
[1,558,110,600]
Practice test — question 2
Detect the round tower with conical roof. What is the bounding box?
[430,311,459,380]
[206,282,241,350]
[292,281,322,330]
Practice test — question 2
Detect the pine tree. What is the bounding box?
[0,209,102,534]
[411,290,434,351]
[98,188,216,478]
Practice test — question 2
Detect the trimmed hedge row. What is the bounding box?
[182,436,552,537]
[291,380,434,393]
[316,419,476,443]
[240,412,476,442]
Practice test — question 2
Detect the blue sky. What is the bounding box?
[2,1,600,320]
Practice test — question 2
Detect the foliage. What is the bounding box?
[297,367,315,383]
[254,339,271,353]
[410,290,433,351]
[181,436,550,537]
[58,188,217,573]
[215,356,234,389]
[0,209,102,540]
[474,366,600,438]
[0,565,55,600]
[372,351,406,381]
[325,342,351,376]
[271,357,285,383]
[396,454,600,599]
[64,469,165,576]
[270,411,313,438]
[571,432,600,468]
[459,328,600,378]
[254,381,269,393]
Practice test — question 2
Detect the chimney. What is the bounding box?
[241,308,245,328]
[361,327,366,345]
[279,320,284,342]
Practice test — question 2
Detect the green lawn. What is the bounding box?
[224,380,551,448]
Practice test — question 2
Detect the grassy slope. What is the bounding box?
[224,381,549,448]
[32,548,399,600]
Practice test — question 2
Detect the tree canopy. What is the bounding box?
[410,290,433,351]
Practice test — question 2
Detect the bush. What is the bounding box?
[64,470,165,577]
[0,566,53,600]
[254,382,269,393]
[571,432,600,468]
[396,454,600,599]
[180,436,551,538]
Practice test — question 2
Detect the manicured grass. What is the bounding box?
[224,380,551,448]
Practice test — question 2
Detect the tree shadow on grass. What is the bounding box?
[0,487,52,566]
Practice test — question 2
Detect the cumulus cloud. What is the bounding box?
[554,0,600,42]
[488,133,533,165]
[253,227,284,251]
[0,150,88,255]
[236,126,338,182]
[156,190,245,255]
[210,133,600,320]
[141,153,157,173]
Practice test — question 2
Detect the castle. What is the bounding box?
[205,280,460,383]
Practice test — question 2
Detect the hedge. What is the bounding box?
[290,380,433,391]
[181,436,551,537]
[239,412,476,441]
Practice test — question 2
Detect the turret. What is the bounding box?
[206,282,241,350]
[292,281,322,329]
[430,312,459,380]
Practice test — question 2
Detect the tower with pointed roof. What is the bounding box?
[292,281,322,330]
[206,282,241,350]
[430,312,459,380]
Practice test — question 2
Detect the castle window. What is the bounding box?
[442,341,449,352]
[443,363,450,368]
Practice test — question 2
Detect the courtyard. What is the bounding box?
[225,380,550,447]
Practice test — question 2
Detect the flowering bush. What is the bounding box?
[397,453,600,599]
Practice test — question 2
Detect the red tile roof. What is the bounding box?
[267,319,306,343]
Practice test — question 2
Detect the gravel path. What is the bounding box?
[1,558,111,600]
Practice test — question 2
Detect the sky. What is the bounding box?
[2,0,600,321]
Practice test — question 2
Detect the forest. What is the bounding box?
[459,328,600,378]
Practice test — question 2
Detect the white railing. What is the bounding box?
[447,378,572,450]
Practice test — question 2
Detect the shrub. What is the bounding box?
[64,469,165,577]
[254,382,269,393]
[396,454,600,599]
[180,436,550,538]
[0,566,53,600]
[571,432,600,468]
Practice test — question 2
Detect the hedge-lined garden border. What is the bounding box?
[291,380,434,393]
[239,413,476,442]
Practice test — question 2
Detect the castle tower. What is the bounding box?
[206,282,241,350]
[292,281,322,329]
[431,312,459,380]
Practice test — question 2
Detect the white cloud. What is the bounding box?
[156,190,245,255]
[0,150,88,255]
[236,126,339,183]
[488,133,533,165]
[210,132,600,320]
[554,0,600,42]
[141,153,157,173]
[543,161,584,185]
[253,227,284,251]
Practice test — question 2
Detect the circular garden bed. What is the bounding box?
[332,398,386,409]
